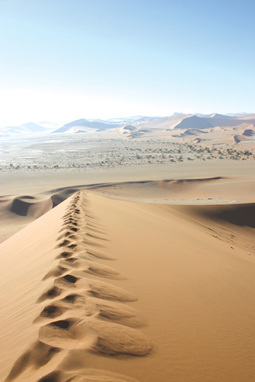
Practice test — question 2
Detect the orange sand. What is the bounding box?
[0,185,255,381]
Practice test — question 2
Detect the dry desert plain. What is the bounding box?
[0,123,255,382]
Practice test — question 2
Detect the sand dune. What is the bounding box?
[0,189,255,382]
[184,202,255,228]
[1,171,255,244]
[243,128,255,137]
[0,188,81,242]
[0,192,153,382]
[174,115,255,130]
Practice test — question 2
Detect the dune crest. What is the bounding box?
[1,192,152,382]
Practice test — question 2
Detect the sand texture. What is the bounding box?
[0,184,255,381]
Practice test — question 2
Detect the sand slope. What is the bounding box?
[1,190,255,382]
[1,168,255,244]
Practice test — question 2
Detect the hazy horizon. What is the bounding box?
[2,111,255,131]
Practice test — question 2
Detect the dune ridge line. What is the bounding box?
[4,191,152,382]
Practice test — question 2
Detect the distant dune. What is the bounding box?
[243,128,255,136]
[174,114,255,130]
[174,115,214,129]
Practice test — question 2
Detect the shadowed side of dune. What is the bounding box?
[9,196,54,218]
[7,189,80,219]
[185,203,255,229]
[10,199,28,216]
[51,189,81,208]
[10,197,35,216]
[211,203,255,228]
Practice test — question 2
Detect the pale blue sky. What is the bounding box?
[0,0,254,125]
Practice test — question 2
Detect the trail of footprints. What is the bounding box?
[5,192,152,382]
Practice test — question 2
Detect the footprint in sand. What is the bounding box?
[59,224,79,233]
[34,293,97,323]
[56,231,76,240]
[59,258,120,278]
[89,319,153,356]
[38,318,97,350]
[85,248,116,260]
[37,369,140,382]
[55,251,74,259]
[4,341,62,382]
[53,273,137,302]
[57,239,71,248]
[38,317,152,356]
[86,279,138,302]
[37,286,63,303]
[42,265,68,280]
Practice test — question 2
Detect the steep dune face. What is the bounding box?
[0,191,255,382]
[0,189,82,242]
[186,203,255,228]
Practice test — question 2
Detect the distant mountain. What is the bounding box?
[123,125,136,131]
[1,125,29,135]
[106,116,161,124]
[207,113,233,119]
[52,118,122,133]
[22,122,48,132]
[38,121,61,128]
[226,113,252,117]
[1,122,49,135]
